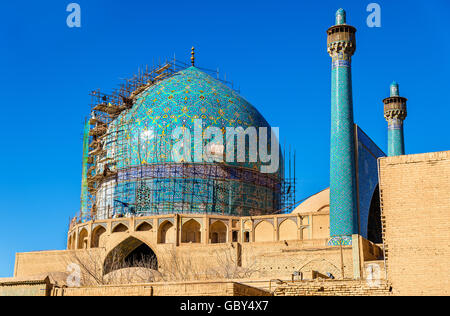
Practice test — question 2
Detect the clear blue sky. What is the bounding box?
[0,0,448,277]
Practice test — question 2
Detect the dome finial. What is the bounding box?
[336,8,346,25]
[390,81,400,97]
[191,46,195,66]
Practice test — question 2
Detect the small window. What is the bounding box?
[244,231,250,243]
[232,231,238,243]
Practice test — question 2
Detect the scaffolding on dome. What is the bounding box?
[74,57,295,226]
[280,146,297,214]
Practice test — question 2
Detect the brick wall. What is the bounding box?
[0,282,50,296]
[14,248,104,279]
[274,280,392,296]
[241,240,354,279]
[0,277,52,296]
[15,240,354,283]
[378,151,450,296]
[51,281,270,296]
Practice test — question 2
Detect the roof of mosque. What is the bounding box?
[132,66,270,131]
[106,66,274,170]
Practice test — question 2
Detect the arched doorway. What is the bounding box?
[158,221,175,244]
[91,226,106,248]
[77,228,88,249]
[103,237,158,275]
[210,221,227,243]
[367,185,382,244]
[181,219,201,243]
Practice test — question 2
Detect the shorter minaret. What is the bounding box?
[383,82,407,156]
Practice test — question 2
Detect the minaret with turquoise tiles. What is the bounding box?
[383,82,407,156]
[327,9,359,241]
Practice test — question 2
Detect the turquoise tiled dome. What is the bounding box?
[106,66,273,171]
[96,66,282,218]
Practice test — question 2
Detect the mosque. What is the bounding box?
[1,9,448,296]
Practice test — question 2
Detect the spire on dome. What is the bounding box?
[336,8,346,25]
[191,47,195,66]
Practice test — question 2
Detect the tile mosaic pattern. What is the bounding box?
[390,82,400,97]
[356,127,385,238]
[328,236,352,246]
[330,59,359,237]
[106,67,274,171]
[94,67,282,218]
[109,164,280,217]
[388,120,405,156]
[336,8,346,25]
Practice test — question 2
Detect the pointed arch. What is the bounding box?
[367,185,382,244]
[112,223,128,233]
[298,259,341,279]
[91,226,107,248]
[181,219,201,243]
[68,233,75,250]
[103,237,158,275]
[136,222,152,232]
[77,228,89,249]
[158,220,175,244]
[210,221,227,244]
[254,221,274,242]
[278,219,298,241]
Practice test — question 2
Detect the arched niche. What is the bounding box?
[68,233,75,250]
[91,226,107,248]
[136,222,152,232]
[158,220,175,244]
[367,185,382,244]
[278,219,298,241]
[210,221,227,244]
[254,221,274,242]
[77,228,89,249]
[112,223,129,233]
[181,219,201,243]
[103,237,158,275]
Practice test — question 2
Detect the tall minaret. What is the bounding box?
[383,82,407,156]
[327,9,359,238]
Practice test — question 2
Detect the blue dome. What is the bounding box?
[94,66,282,218]
[106,66,273,171]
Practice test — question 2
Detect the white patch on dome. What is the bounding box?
[96,179,116,220]
[141,129,155,141]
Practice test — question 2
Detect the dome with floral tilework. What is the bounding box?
[95,66,282,218]
[105,66,275,171]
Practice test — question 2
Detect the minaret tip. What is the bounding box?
[336,8,346,25]
[390,81,400,97]
[191,47,195,67]
[384,81,407,156]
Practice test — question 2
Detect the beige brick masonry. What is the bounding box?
[274,280,392,296]
[378,151,450,296]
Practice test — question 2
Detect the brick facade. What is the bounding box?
[379,151,450,296]
[51,281,269,296]
[274,280,392,296]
